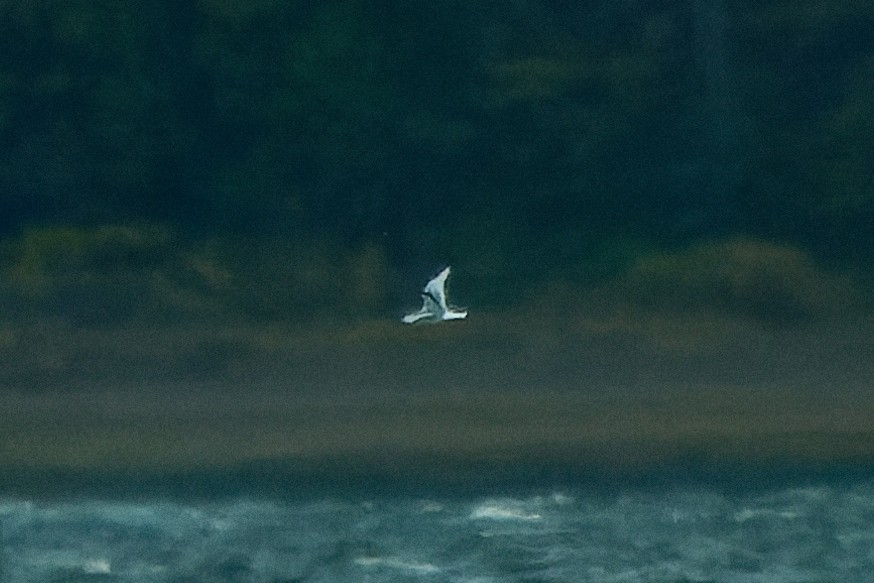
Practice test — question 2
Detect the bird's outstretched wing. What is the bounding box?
[423,267,451,311]
[402,308,433,324]
[402,288,440,323]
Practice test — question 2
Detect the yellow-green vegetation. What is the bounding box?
[0,225,393,325]
[516,237,865,354]
[5,224,172,295]
[612,238,858,324]
[0,227,867,376]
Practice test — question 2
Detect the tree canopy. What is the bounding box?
[1,0,872,322]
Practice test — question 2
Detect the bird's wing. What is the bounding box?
[402,309,432,324]
[424,267,451,310]
[402,289,440,323]
[421,290,442,314]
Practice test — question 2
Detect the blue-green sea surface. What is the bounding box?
[3,482,874,582]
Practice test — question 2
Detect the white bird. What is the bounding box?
[402,266,468,324]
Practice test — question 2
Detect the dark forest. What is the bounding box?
[2,0,872,324]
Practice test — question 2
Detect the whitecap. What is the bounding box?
[354,555,441,574]
[470,501,542,521]
[734,508,800,523]
[420,501,444,513]
[83,558,112,574]
[550,492,575,506]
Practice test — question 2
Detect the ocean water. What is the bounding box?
[3,482,874,582]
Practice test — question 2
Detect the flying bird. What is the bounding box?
[402,266,468,324]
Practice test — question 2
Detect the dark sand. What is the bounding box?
[2,310,873,496]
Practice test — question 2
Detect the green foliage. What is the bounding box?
[811,55,874,219]
[730,0,874,247]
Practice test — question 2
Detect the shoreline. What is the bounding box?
[3,312,872,499]
[4,385,874,499]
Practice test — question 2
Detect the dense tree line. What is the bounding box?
[0,0,871,315]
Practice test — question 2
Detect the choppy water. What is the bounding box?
[3,482,874,582]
